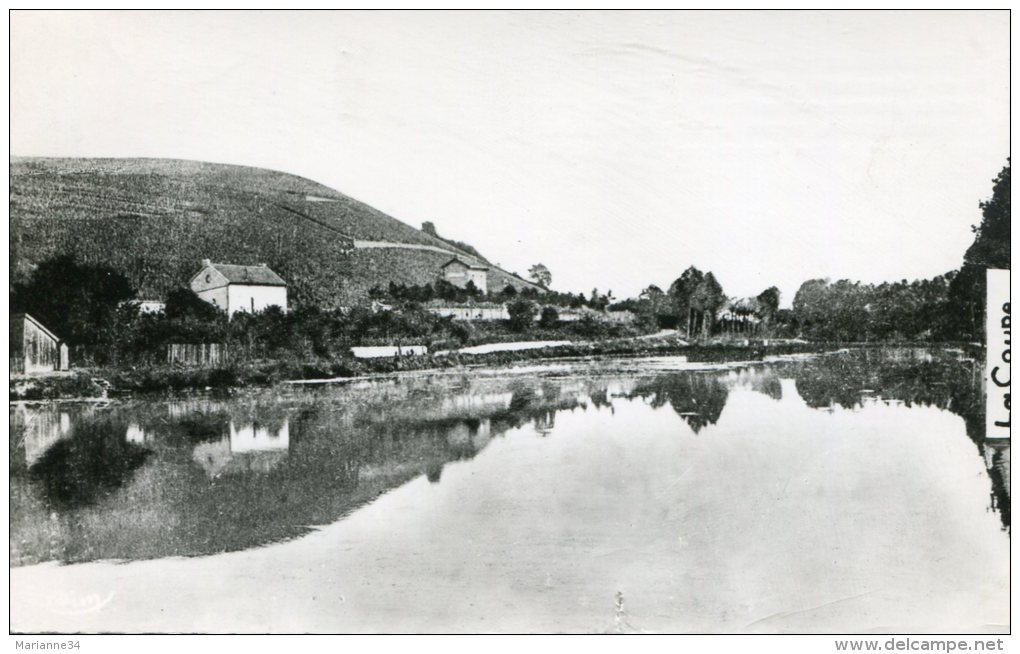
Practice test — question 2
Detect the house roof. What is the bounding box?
[11,312,62,343]
[717,297,764,320]
[196,262,287,286]
[440,257,489,271]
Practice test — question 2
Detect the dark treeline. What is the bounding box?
[790,275,955,341]
[618,160,1010,343]
[945,162,1011,339]
[371,279,608,310]
[611,271,780,336]
[791,161,1009,342]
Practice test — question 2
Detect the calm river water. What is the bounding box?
[9,348,1010,633]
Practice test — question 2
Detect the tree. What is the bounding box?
[668,267,725,337]
[792,279,830,332]
[639,285,665,302]
[529,263,552,288]
[165,288,224,322]
[637,284,675,328]
[464,280,482,298]
[10,254,135,348]
[946,160,1010,339]
[966,161,1010,270]
[507,299,538,332]
[692,272,726,337]
[539,306,560,328]
[668,267,704,335]
[756,287,781,323]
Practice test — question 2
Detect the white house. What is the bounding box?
[440,258,489,294]
[190,259,288,317]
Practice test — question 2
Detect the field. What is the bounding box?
[10,157,540,307]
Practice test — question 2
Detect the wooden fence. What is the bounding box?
[167,343,228,367]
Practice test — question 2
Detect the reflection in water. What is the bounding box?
[26,417,151,510]
[632,372,729,433]
[125,423,146,445]
[985,439,1011,528]
[11,404,78,468]
[192,419,292,478]
[10,379,591,565]
[9,347,1009,571]
[780,348,1008,531]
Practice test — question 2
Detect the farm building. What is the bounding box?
[428,301,510,321]
[554,308,632,324]
[190,259,288,317]
[136,300,166,314]
[10,313,69,375]
[716,297,765,334]
[119,299,166,315]
[440,258,489,294]
[427,302,634,324]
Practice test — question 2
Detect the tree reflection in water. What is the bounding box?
[10,378,591,565]
[9,347,1008,567]
[628,348,1007,531]
[28,417,152,509]
[631,373,730,433]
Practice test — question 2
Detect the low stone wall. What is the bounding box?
[350,345,429,359]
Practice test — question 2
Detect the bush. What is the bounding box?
[568,315,613,339]
[539,306,559,328]
[507,299,538,332]
[165,288,224,322]
[448,321,474,345]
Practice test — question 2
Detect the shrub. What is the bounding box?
[448,321,474,345]
[507,300,538,332]
[539,306,559,328]
[165,288,224,322]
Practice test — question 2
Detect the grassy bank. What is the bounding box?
[10,373,109,402]
[14,337,973,401]
[10,336,837,400]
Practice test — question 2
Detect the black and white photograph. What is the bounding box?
[7,8,1012,641]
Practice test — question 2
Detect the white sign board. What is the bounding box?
[986,268,1010,439]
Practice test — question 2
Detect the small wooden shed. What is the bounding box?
[10,313,69,375]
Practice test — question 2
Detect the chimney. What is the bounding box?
[201,259,211,267]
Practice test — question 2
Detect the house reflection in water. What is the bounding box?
[12,404,81,468]
[125,422,147,444]
[445,418,493,455]
[191,418,291,478]
[428,418,496,484]
[533,411,555,436]
[440,391,513,413]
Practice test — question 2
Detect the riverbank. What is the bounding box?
[9,336,974,401]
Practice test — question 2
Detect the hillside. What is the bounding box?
[10,157,541,307]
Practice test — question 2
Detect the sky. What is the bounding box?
[10,10,1010,305]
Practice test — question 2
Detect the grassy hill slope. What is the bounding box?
[10,157,539,307]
